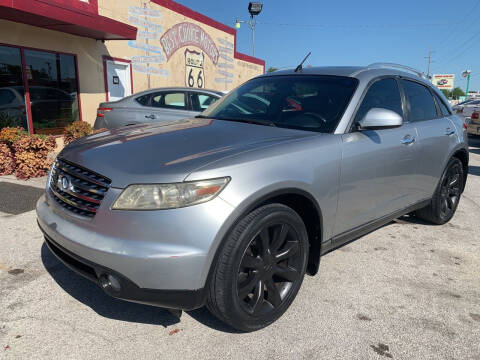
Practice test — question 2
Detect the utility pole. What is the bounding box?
[424,48,434,79]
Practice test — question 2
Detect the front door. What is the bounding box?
[333,78,422,236]
[105,60,132,101]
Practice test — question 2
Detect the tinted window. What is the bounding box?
[354,78,403,123]
[151,92,186,110]
[401,80,437,121]
[202,75,358,133]
[0,89,15,105]
[190,93,219,111]
[0,46,27,129]
[136,94,150,106]
[24,50,79,135]
[433,93,451,117]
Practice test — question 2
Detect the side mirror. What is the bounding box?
[357,108,403,130]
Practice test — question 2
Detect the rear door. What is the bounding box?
[147,91,197,122]
[334,77,422,236]
[188,92,220,112]
[401,80,458,199]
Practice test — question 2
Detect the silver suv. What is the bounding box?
[37,64,469,332]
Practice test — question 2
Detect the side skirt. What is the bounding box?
[320,199,430,256]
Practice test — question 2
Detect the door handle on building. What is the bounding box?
[400,135,415,145]
[445,127,455,136]
[145,114,156,119]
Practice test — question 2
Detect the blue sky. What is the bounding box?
[176,0,480,91]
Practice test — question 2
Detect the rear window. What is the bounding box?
[401,80,437,122]
[202,75,358,133]
[136,94,150,106]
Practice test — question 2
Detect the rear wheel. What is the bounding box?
[415,157,464,224]
[207,204,308,332]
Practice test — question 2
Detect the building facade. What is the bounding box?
[0,0,265,135]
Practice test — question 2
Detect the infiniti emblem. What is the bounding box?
[58,175,73,192]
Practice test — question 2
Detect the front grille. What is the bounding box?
[49,158,111,218]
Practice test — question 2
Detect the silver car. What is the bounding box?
[94,87,222,129]
[37,64,469,332]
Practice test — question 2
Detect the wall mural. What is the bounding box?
[127,6,169,78]
[127,5,237,89]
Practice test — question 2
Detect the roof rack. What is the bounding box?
[354,63,428,79]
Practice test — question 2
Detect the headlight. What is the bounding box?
[112,177,230,210]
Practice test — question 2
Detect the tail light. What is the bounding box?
[18,105,26,115]
[471,112,479,120]
[97,107,113,118]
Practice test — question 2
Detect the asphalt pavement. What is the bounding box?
[1,138,479,359]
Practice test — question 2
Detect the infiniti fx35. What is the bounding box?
[37,64,469,332]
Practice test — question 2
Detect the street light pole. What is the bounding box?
[236,2,263,57]
[462,69,471,100]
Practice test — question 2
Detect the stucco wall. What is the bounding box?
[99,0,264,93]
[0,0,264,125]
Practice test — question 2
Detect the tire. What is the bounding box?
[207,203,309,332]
[415,157,464,225]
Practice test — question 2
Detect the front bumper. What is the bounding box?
[37,189,235,308]
[42,230,205,309]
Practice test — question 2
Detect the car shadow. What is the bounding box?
[41,243,180,327]
[41,242,240,332]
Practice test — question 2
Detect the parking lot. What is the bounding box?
[1,138,479,360]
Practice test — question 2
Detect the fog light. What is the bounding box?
[99,274,121,292]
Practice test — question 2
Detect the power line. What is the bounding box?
[434,0,480,50]
[254,20,459,29]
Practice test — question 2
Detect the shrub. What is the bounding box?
[0,143,15,175]
[64,121,93,145]
[0,127,28,144]
[11,134,56,180]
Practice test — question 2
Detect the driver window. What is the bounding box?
[355,78,403,123]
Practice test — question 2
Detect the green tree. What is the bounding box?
[451,87,465,99]
[441,89,451,98]
[267,67,278,73]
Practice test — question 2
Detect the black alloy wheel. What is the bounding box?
[236,222,303,316]
[438,160,462,219]
[416,157,464,224]
[207,203,309,332]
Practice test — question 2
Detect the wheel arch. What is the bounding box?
[451,148,469,191]
[209,188,324,282]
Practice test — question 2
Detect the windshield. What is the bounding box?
[200,75,358,133]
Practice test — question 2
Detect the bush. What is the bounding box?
[64,121,93,145]
[12,135,56,180]
[0,127,28,144]
[64,121,107,145]
[0,143,15,175]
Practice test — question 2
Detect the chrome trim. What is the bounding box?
[50,186,98,213]
[56,162,109,188]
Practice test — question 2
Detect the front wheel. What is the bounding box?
[415,157,464,224]
[207,204,309,332]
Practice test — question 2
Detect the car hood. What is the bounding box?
[60,118,316,188]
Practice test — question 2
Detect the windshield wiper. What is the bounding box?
[213,117,277,127]
[195,115,211,119]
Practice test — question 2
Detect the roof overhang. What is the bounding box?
[0,0,137,40]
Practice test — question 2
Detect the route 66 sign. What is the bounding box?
[185,49,204,88]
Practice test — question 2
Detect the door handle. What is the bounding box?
[445,127,455,136]
[400,135,416,145]
[145,114,156,119]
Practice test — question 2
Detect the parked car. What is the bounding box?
[37,63,469,332]
[467,110,480,136]
[452,99,480,118]
[0,85,77,133]
[94,87,223,129]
